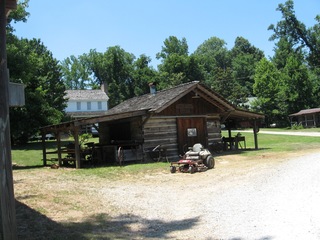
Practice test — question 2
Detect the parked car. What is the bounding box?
[91,124,99,137]
[45,134,55,140]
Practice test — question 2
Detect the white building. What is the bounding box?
[65,89,109,119]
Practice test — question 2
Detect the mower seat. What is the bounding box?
[193,143,204,152]
[185,144,204,160]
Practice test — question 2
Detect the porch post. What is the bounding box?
[56,131,62,166]
[41,130,47,166]
[74,127,81,169]
[253,120,258,150]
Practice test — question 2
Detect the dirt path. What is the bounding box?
[13,149,320,239]
[97,151,320,239]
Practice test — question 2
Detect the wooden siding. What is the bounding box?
[207,117,222,143]
[158,92,221,116]
[143,117,179,161]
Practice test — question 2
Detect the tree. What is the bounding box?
[61,55,94,89]
[253,58,282,125]
[156,36,188,60]
[280,55,314,115]
[271,37,315,119]
[6,0,29,33]
[84,46,136,108]
[156,36,193,87]
[230,37,264,96]
[7,36,66,144]
[132,54,157,96]
[193,36,247,103]
[268,0,320,68]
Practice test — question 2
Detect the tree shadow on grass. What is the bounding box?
[213,148,271,157]
[16,200,200,240]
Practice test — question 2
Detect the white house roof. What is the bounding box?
[65,90,109,101]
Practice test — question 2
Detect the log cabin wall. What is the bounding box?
[207,117,222,143]
[143,117,179,161]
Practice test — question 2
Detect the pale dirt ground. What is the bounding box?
[13,148,320,240]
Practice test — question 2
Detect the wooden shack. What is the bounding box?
[289,108,320,128]
[41,81,264,168]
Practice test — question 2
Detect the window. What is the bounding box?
[87,102,91,110]
[76,102,81,110]
[97,101,102,110]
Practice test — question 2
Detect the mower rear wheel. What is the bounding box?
[205,155,215,169]
[170,166,176,173]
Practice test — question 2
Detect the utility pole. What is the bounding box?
[0,0,17,239]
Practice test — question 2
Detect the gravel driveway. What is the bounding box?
[99,151,320,239]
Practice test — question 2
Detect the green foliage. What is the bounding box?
[156,36,203,87]
[60,55,94,89]
[291,123,304,130]
[253,58,282,124]
[77,47,138,108]
[79,133,92,147]
[268,0,320,69]
[7,36,66,144]
[6,0,30,33]
[252,0,320,127]
[156,36,188,60]
[230,37,264,96]
[132,54,157,96]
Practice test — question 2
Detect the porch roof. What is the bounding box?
[289,108,320,117]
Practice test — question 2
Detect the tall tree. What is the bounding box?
[84,46,135,108]
[156,36,188,60]
[268,0,320,68]
[132,54,157,96]
[6,0,29,33]
[280,55,314,115]
[61,55,93,89]
[7,36,66,144]
[230,37,264,96]
[193,36,247,103]
[194,36,230,71]
[253,58,282,125]
[156,36,192,87]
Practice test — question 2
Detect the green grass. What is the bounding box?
[11,140,75,167]
[222,130,320,157]
[11,132,320,175]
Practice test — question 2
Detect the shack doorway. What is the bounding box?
[177,117,207,154]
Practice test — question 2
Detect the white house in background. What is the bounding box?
[65,89,109,119]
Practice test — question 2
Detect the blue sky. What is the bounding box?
[13,0,320,68]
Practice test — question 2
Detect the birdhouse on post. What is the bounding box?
[9,82,25,106]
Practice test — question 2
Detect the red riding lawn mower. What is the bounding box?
[170,143,215,174]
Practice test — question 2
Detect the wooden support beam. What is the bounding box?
[74,127,81,169]
[0,0,17,238]
[41,131,47,166]
[56,132,62,166]
[253,120,259,150]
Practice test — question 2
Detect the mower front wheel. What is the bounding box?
[188,165,195,174]
[170,166,176,173]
